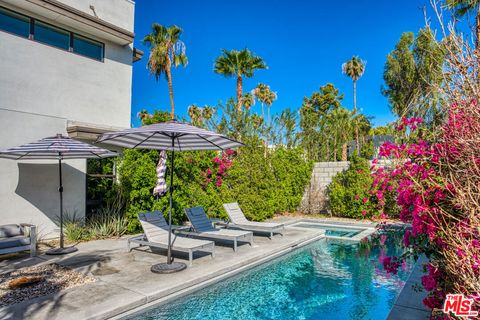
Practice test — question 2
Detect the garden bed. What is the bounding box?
[0,264,95,307]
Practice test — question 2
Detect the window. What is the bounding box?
[33,21,69,50]
[0,7,30,38]
[73,34,103,61]
[0,6,104,62]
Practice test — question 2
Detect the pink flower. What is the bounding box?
[471,239,480,248]
[383,256,401,274]
[456,247,466,258]
[421,274,437,291]
[362,197,368,203]
[403,230,411,247]
[379,234,387,245]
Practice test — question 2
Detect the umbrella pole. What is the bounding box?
[151,137,186,273]
[46,153,77,255]
[59,156,64,248]
[167,146,174,264]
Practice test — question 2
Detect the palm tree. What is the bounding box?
[241,93,255,110]
[188,104,201,126]
[342,56,366,155]
[137,110,151,125]
[252,83,277,155]
[278,108,297,148]
[188,105,214,127]
[328,108,353,161]
[214,49,267,111]
[144,24,188,120]
[446,0,480,49]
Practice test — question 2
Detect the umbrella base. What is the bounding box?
[151,262,187,274]
[45,246,78,255]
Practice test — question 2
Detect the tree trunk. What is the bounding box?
[265,105,271,157]
[333,135,337,161]
[341,143,347,161]
[236,75,243,111]
[166,65,175,120]
[353,80,360,156]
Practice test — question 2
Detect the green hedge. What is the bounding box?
[328,155,373,218]
[118,138,313,231]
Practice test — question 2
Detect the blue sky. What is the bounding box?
[131,0,435,127]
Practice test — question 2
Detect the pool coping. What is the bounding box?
[288,219,377,241]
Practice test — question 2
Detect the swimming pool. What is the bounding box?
[127,231,411,320]
[292,223,364,237]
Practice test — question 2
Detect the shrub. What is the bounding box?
[64,222,91,241]
[87,207,129,238]
[63,207,129,241]
[117,137,313,225]
[117,149,159,232]
[328,155,373,218]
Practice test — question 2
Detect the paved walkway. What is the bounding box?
[387,255,431,320]
[0,222,326,320]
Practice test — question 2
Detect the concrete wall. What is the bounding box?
[299,160,393,214]
[0,0,134,238]
[299,162,350,214]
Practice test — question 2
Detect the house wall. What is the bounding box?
[0,0,134,238]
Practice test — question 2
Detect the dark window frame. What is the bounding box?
[33,19,71,51]
[0,5,105,62]
[0,6,31,39]
[72,33,104,61]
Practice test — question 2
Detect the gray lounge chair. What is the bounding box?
[128,211,215,266]
[223,203,285,238]
[182,207,253,251]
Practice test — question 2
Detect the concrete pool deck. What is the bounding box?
[2,219,371,320]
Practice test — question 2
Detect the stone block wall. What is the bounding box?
[299,159,393,214]
[299,161,349,214]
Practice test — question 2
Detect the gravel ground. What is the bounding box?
[0,264,95,307]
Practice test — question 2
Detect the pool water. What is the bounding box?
[293,223,364,238]
[129,232,410,320]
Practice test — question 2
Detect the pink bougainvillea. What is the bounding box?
[201,149,236,188]
[370,105,480,312]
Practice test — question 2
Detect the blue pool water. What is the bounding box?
[129,231,411,320]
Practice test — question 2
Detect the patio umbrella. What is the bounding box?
[0,134,117,255]
[97,120,243,273]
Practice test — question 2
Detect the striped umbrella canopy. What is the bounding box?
[0,134,117,159]
[96,120,242,151]
[97,120,243,273]
[0,134,117,255]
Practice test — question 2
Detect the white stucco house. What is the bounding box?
[0,0,141,238]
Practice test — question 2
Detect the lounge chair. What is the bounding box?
[181,207,253,251]
[223,203,285,238]
[127,211,215,266]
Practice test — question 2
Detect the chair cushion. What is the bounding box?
[0,235,30,249]
[0,224,24,238]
